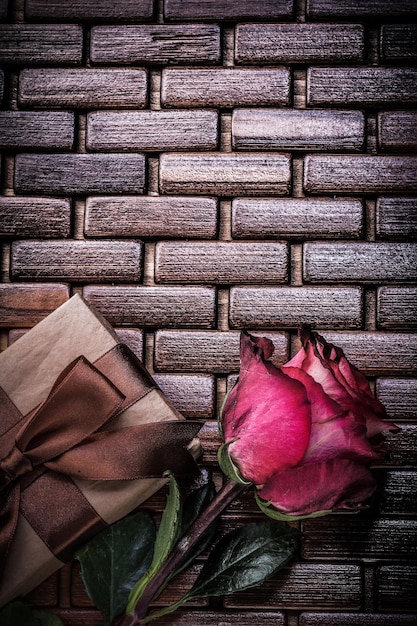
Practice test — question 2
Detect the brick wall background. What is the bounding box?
[1,0,417,624]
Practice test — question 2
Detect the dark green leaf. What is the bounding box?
[255,491,332,521]
[127,472,182,612]
[188,520,299,598]
[76,510,156,624]
[0,601,63,626]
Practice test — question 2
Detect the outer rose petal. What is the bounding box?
[258,458,376,516]
[222,331,311,485]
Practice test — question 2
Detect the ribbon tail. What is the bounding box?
[0,485,20,578]
[45,421,203,481]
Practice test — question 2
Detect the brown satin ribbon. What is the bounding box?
[0,344,202,571]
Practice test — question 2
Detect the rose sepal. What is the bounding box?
[255,491,332,522]
[217,441,252,486]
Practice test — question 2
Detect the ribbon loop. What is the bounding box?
[0,446,33,492]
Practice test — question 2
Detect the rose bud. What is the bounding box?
[218,328,399,520]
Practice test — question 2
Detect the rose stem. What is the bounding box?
[117,479,247,626]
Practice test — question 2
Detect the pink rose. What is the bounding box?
[219,328,398,519]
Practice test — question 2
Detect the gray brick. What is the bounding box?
[232,198,364,239]
[161,68,290,107]
[300,614,417,626]
[376,378,417,421]
[0,25,82,64]
[0,70,3,103]
[0,112,74,150]
[83,285,216,328]
[378,112,417,151]
[377,566,417,611]
[160,152,291,195]
[85,196,217,238]
[25,0,154,20]
[381,24,417,62]
[377,286,417,329]
[307,67,417,106]
[11,241,143,282]
[376,197,417,239]
[152,374,215,419]
[304,242,417,283]
[155,242,288,284]
[229,286,363,329]
[307,0,417,17]
[19,69,147,109]
[236,23,364,64]
[154,330,288,372]
[304,156,417,194]
[232,109,364,151]
[0,197,71,237]
[226,564,361,610]
[91,25,220,64]
[15,154,145,195]
[0,283,70,328]
[87,110,218,151]
[320,331,417,375]
[164,0,294,20]
[115,328,144,360]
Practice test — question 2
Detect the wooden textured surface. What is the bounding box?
[1,1,416,624]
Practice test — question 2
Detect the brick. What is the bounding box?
[152,374,215,418]
[154,330,288,372]
[155,242,288,284]
[11,241,143,282]
[160,153,291,196]
[302,517,417,560]
[232,109,364,151]
[383,425,417,467]
[307,67,417,106]
[91,24,220,64]
[114,328,144,360]
[85,196,217,238]
[320,331,417,375]
[86,110,218,151]
[15,154,145,194]
[378,470,417,514]
[377,286,417,329]
[48,611,103,626]
[236,23,364,64]
[25,0,154,20]
[0,0,7,18]
[376,197,417,239]
[0,112,74,150]
[381,24,417,62]
[232,198,363,239]
[301,613,417,626]
[304,156,417,193]
[127,610,285,626]
[379,111,417,151]
[307,0,417,17]
[304,242,417,283]
[164,0,294,20]
[229,287,363,329]
[0,196,71,237]
[19,69,147,109]
[82,285,215,327]
[376,378,417,420]
[0,70,4,103]
[226,563,361,610]
[0,283,69,328]
[0,25,82,64]
[161,68,290,107]
[24,573,59,606]
[377,566,417,611]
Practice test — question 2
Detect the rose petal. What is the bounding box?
[258,458,376,516]
[222,332,311,485]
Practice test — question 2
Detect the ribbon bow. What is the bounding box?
[0,351,201,571]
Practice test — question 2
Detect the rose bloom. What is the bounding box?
[220,327,399,519]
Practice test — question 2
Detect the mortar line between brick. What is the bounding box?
[223,25,235,66]
[1,244,11,283]
[143,242,156,286]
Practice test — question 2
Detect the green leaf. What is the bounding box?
[126,472,182,612]
[217,382,236,441]
[75,510,156,624]
[0,601,63,626]
[187,520,299,599]
[255,491,332,521]
[217,441,252,485]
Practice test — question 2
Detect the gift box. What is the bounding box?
[0,294,201,606]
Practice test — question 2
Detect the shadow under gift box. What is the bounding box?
[0,294,201,607]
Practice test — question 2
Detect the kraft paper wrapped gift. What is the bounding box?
[0,294,201,606]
